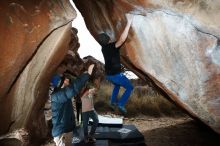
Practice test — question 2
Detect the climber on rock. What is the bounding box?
[97,13,134,114]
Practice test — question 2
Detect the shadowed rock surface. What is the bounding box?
[0,0,76,145]
[73,0,220,134]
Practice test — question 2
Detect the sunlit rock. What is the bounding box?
[74,0,220,134]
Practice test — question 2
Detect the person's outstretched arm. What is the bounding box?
[66,64,95,99]
[115,14,134,48]
[52,64,94,103]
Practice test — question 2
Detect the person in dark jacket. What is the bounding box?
[51,64,94,146]
[97,14,134,114]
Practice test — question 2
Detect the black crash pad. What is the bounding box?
[72,125,146,146]
[95,125,145,142]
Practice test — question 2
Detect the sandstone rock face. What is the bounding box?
[74,0,220,133]
[0,0,76,144]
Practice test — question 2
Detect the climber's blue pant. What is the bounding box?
[106,73,133,107]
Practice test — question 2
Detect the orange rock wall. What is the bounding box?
[0,0,76,144]
[74,0,220,134]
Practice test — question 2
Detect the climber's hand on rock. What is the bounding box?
[126,13,134,22]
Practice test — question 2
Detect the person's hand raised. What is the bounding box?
[87,64,95,75]
[126,13,134,22]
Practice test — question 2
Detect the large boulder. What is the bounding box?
[73,0,220,134]
[0,0,76,144]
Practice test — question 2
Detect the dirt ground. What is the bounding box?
[124,115,220,146]
[43,114,220,146]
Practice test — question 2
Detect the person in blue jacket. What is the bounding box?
[51,64,94,146]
